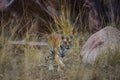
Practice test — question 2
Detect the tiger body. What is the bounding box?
[48,32,73,71]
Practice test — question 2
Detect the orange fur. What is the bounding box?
[48,32,62,51]
[48,31,73,71]
[48,32,64,67]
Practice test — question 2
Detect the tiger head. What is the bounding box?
[61,35,73,50]
[60,25,76,50]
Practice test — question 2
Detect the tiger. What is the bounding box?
[48,32,73,71]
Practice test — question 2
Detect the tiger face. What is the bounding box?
[61,35,73,50]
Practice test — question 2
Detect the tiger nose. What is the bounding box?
[66,43,70,49]
[66,42,69,46]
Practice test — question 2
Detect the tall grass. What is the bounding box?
[0,1,120,80]
[1,18,120,80]
[0,18,47,80]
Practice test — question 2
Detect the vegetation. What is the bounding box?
[0,20,120,80]
[0,0,120,80]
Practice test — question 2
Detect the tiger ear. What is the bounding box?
[61,35,64,40]
[70,35,73,39]
[72,26,78,38]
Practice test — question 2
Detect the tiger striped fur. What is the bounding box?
[48,32,73,71]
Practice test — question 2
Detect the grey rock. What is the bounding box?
[80,26,120,64]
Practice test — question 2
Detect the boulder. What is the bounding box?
[80,26,120,64]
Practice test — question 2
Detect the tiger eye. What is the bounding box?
[63,38,67,42]
[69,39,72,42]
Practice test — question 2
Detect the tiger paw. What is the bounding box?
[58,64,66,72]
[62,63,65,69]
[49,64,54,70]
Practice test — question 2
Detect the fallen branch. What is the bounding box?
[9,41,48,46]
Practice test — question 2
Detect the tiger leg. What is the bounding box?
[48,49,55,70]
[55,54,65,71]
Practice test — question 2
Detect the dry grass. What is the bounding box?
[1,22,120,80]
[0,3,120,80]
